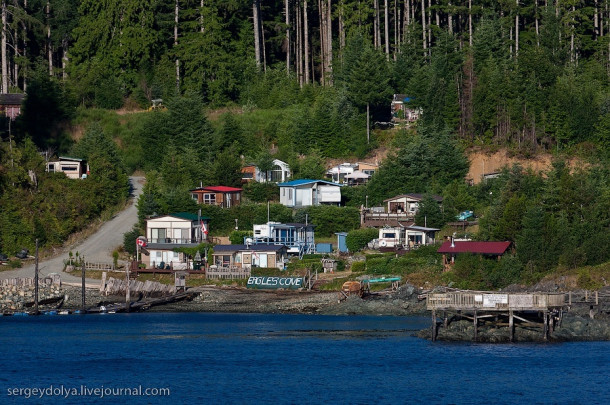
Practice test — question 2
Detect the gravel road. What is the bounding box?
[0,176,144,284]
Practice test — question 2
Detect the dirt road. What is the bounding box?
[0,176,144,284]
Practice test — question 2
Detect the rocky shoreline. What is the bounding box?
[3,279,610,342]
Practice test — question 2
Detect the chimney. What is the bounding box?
[450,236,455,248]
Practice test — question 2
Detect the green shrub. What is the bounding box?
[243,182,280,203]
[346,228,378,252]
[351,261,365,273]
[294,206,360,237]
[229,230,253,244]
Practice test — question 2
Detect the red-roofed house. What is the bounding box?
[190,186,242,208]
[437,240,511,271]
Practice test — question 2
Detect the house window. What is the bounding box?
[60,165,77,171]
[282,188,285,197]
[47,164,55,172]
[203,193,216,205]
[270,165,283,182]
[289,189,293,200]
[151,228,166,243]
[191,193,199,202]
[242,172,253,179]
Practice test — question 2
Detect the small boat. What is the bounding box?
[73,310,87,315]
[13,312,29,317]
[58,310,71,315]
[43,310,58,316]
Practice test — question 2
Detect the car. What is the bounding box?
[0,253,8,262]
[456,210,474,221]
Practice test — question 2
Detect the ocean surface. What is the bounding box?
[0,312,608,404]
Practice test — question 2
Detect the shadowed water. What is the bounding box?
[1,312,608,404]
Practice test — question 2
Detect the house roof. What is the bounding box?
[147,212,211,221]
[213,244,286,253]
[278,179,342,187]
[191,186,242,193]
[383,193,443,203]
[437,241,511,255]
[344,170,370,179]
[405,225,440,232]
[0,93,25,105]
[58,156,85,162]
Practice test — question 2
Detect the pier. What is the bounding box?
[426,291,566,342]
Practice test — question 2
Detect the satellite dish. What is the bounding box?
[245,238,253,247]
[380,240,387,247]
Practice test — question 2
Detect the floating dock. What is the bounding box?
[426,291,566,342]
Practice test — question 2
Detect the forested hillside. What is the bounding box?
[0,1,609,285]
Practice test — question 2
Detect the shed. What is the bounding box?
[335,232,348,253]
[316,243,333,253]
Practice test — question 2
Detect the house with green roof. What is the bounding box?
[141,212,210,269]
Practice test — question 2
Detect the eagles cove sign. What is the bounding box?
[247,277,304,290]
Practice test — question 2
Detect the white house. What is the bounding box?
[278,179,343,208]
[141,212,210,269]
[378,225,439,249]
[46,157,89,179]
[252,221,316,256]
[383,193,443,216]
[241,159,292,183]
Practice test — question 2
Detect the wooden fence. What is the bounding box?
[206,265,250,280]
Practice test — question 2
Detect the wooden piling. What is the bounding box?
[543,310,548,341]
[473,309,478,342]
[509,310,514,342]
[34,239,39,315]
[81,261,86,312]
[431,310,437,342]
[443,311,448,329]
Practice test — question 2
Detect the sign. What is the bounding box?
[483,294,508,308]
[246,277,304,290]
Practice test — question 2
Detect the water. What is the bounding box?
[1,312,609,404]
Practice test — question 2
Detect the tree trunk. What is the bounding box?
[47,1,53,76]
[384,0,390,58]
[304,0,310,84]
[201,0,205,33]
[62,39,68,81]
[326,0,332,85]
[319,0,325,85]
[175,0,180,91]
[297,2,302,85]
[285,0,290,75]
[253,0,262,69]
[468,0,472,47]
[515,0,519,57]
[374,0,381,48]
[2,0,7,93]
[448,1,453,34]
[339,0,345,51]
[421,0,426,50]
[366,103,370,144]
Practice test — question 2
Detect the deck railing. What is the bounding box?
[427,291,566,311]
[206,265,250,280]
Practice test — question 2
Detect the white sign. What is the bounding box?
[483,294,508,308]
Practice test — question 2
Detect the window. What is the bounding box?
[242,172,253,179]
[203,193,216,205]
[289,189,293,200]
[191,193,199,202]
[60,165,77,171]
[383,233,396,238]
[282,188,285,197]
[151,228,166,243]
[270,165,283,182]
[47,164,55,172]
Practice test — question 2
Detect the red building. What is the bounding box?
[190,186,242,208]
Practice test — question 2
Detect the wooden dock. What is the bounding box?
[426,291,566,342]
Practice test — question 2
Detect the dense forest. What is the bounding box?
[0,1,609,286]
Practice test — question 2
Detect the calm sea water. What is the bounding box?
[0,312,608,404]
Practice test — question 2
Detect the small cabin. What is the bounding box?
[190,186,242,208]
[46,157,89,179]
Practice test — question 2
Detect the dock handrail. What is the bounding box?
[427,291,566,311]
